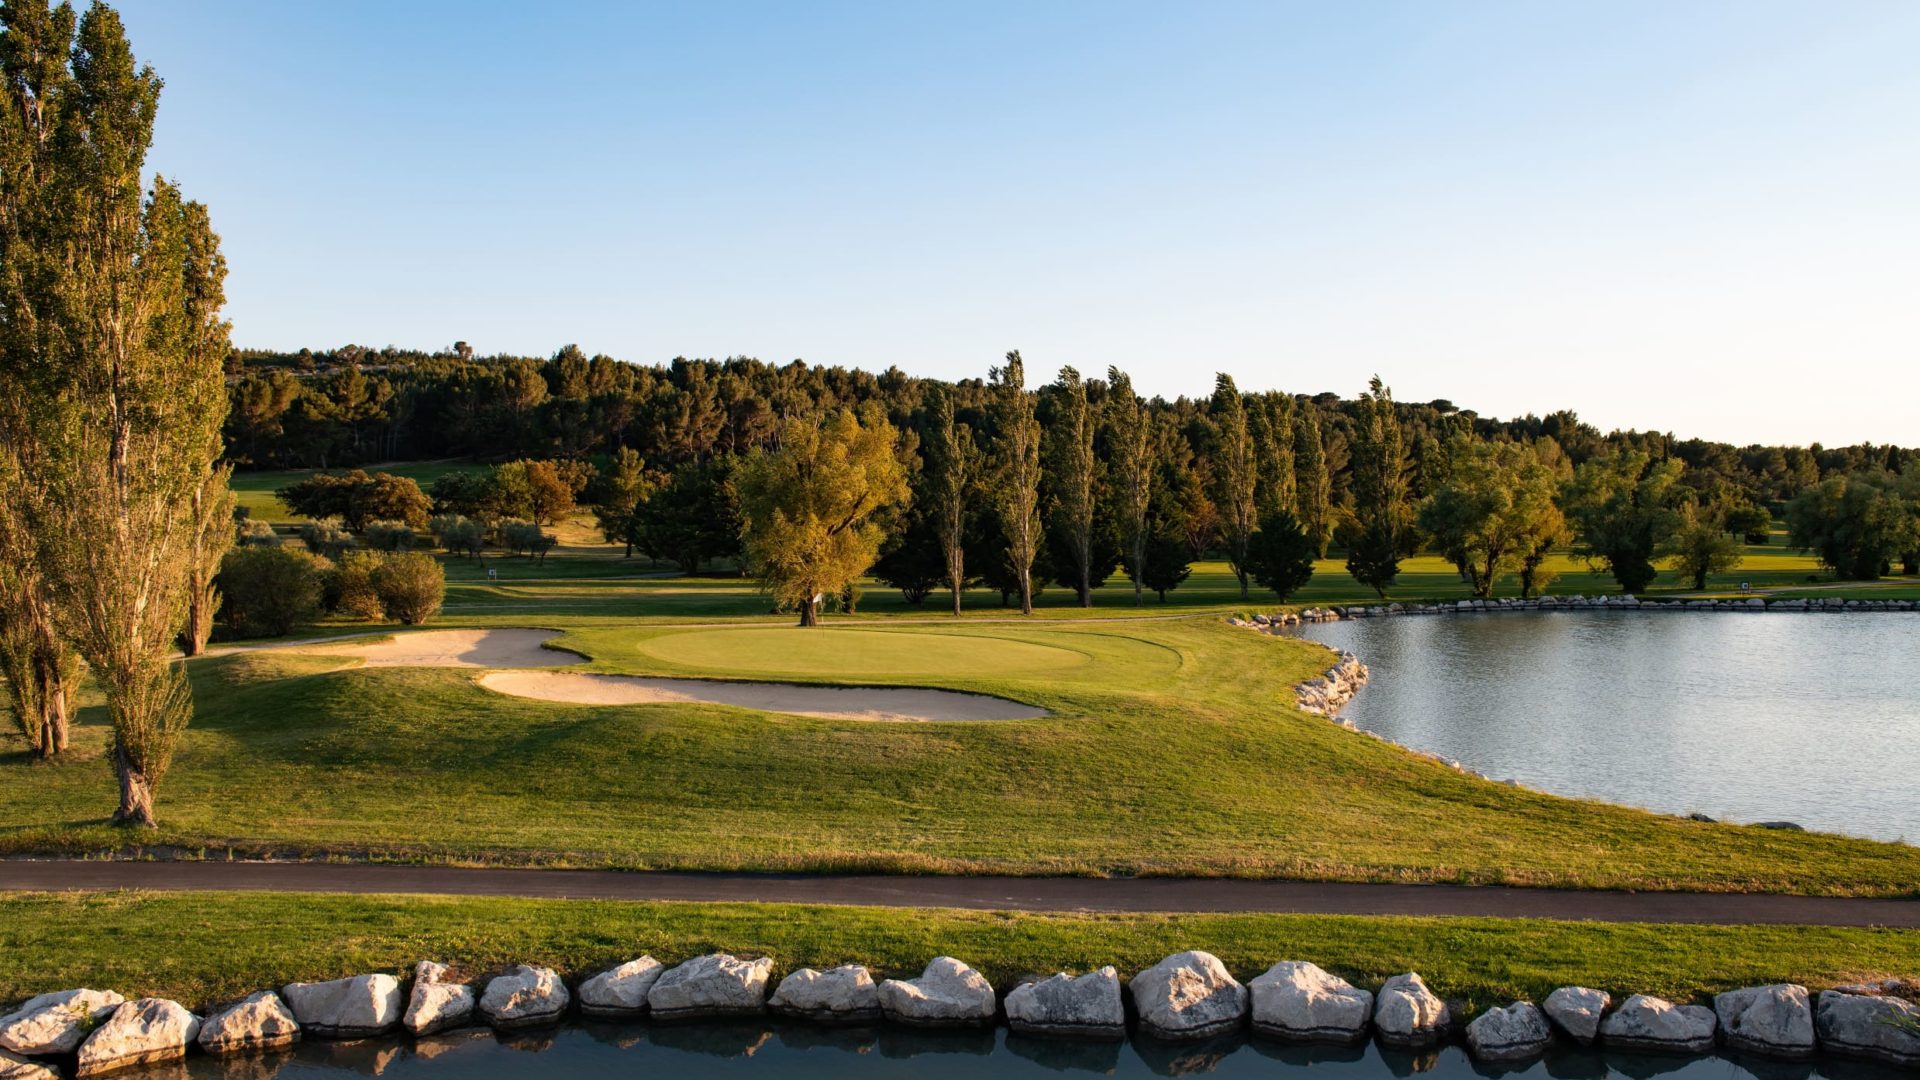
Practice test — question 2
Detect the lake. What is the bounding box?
[174,1021,1911,1079]
[1293,611,1920,843]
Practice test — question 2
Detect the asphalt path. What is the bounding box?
[3,861,1916,927]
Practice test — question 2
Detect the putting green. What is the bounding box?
[631,627,1091,678]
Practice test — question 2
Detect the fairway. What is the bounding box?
[627,626,1096,679]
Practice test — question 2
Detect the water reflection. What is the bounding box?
[1291,612,1920,841]
[179,1025,1914,1079]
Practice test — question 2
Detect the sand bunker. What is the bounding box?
[301,628,583,668]
[478,670,1048,723]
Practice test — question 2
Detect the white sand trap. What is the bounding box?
[303,628,583,669]
[478,670,1048,723]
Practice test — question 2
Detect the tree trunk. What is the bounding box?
[1018,566,1033,616]
[798,598,819,627]
[112,746,158,829]
[1132,535,1145,606]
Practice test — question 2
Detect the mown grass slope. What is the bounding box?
[5,620,1918,894]
[4,890,1917,1017]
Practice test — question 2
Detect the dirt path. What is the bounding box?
[3,861,1914,926]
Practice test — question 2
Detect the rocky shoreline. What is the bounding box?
[5,955,1915,1076]
[1234,592,1918,628]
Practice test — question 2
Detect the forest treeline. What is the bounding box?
[241,344,1920,615]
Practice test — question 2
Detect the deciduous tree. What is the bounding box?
[988,351,1043,615]
[738,408,908,626]
[1105,367,1153,606]
[1563,450,1685,593]
[1210,374,1258,598]
[1346,376,1413,596]
[922,386,978,615]
[1045,366,1098,606]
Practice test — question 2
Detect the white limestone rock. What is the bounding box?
[1004,967,1124,1039]
[1373,973,1450,1048]
[877,957,996,1029]
[1598,994,1717,1054]
[647,954,772,1019]
[74,998,199,1077]
[1714,984,1814,1060]
[0,989,125,1055]
[1542,986,1610,1046]
[280,974,403,1038]
[1466,1001,1552,1062]
[579,957,665,1019]
[770,965,880,1024]
[1815,990,1920,1067]
[197,991,299,1055]
[404,962,475,1035]
[1249,961,1371,1043]
[479,965,570,1030]
[0,1050,57,1080]
[1129,951,1248,1041]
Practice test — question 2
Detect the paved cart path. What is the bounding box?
[4,861,1916,927]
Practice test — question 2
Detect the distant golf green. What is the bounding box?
[626,627,1094,679]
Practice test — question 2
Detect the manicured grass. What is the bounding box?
[3,890,1917,1017]
[6,620,1919,894]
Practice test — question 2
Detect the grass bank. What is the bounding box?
[6,620,1918,894]
[2,890,1915,1018]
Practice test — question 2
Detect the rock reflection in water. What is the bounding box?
[178,1023,1915,1080]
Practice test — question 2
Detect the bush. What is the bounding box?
[217,546,327,639]
[374,551,445,625]
[236,519,280,547]
[327,550,385,620]
[363,520,418,552]
[299,519,357,559]
[429,513,486,558]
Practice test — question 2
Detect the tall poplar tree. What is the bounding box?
[989,351,1042,615]
[1346,376,1412,597]
[1293,406,1332,558]
[1105,367,1153,606]
[1251,393,1296,519]
[923,385,978,615]
[1,3,231,824]
[0,0,83,759]
[1045,366,1097,607]
[1209,374,1257,598]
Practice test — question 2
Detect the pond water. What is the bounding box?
[172,1021,1909,1080]
[1292,612,1920,843]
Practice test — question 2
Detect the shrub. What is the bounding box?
[374,551,445,625]
[236,518,280,547]
[299,519,357,559]
[327,550,385,620]
[363,520,418,552]
[429,513,486,558]
[217,546,326,639]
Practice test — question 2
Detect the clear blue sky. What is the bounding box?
[120,0,1917,446]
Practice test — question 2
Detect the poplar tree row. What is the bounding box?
[0,2,233,827]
